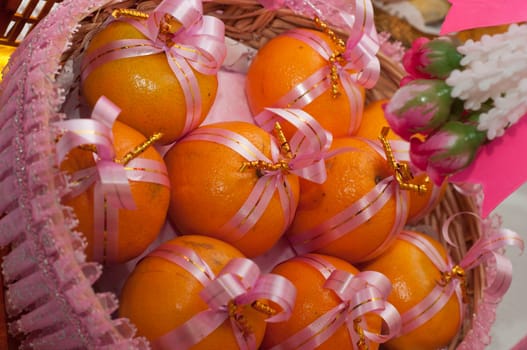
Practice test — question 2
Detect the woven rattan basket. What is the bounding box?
[0,0,490,349]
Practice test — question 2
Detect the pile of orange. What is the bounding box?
[65,7,464,349]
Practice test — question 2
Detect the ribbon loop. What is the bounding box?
[54,96,170,263]
[325,269,401,344]
[272,255,400,349]
[151,245,296,350]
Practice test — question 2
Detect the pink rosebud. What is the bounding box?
[410,121,486,185]
[403,37,462,81]
[384,79,454,140]
[403,37,433,80]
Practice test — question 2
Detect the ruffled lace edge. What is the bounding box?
[0,0,150,349]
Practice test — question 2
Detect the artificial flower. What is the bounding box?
[410,120,486,185]
[403,37,462,81]
[384,79,454,140]
[446,24,527,140]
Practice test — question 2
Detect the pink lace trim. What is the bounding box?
[0,0,149,348]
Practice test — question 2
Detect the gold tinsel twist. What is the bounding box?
[239,159,290,173]
[314,16,346,49]
[353,317,369,350]
[240,122,293,174]
[116,132,163,165]
[379,127,429,194]
[228,301,253,336]
[111,8,179,46]
[328,53,344,98]
[274,122,293,159]
[438,264,468,303]
[314,16,345,99]
[111,8,149,20]
[251,300,278,316]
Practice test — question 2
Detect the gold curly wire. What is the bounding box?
[353,318,369,350]
[314,16,346,49]
[251,300,277,316]
[379,127,429,194]
[111,8,149,20]
[240,122,293,173]
[227,300,277,335]
[438,265,468,303]
[115,132,163,165]
[314,16,346,99]
[111,9,180,46]
[228,301,253,336]
[274,122,293,159]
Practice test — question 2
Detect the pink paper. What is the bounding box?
[451,114,527,217]
[441,0,527,35]
[203,70,254,125]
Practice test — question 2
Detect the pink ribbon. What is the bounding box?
[266,254,400,349]
[257,0,380,89]
[339,0,380,88]
[288,138,409,262]
[398,222,523,335]
[148,243,296,350]
[54,96,170,264]
[180,108,337,243]
[254,29,365,136]
[81,0,226,137]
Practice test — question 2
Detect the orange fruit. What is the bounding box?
[407,174,448,224]
[81,20,218,144]
[362,230,462,350]
[60,120,170,264]
[262,253,381,350]
[286,137,407,263]
[119,235,269,349]
[164,121,300,257]
[246,28,365,139]
[355,99,447,223]
[355,99,397,141]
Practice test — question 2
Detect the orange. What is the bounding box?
[81,20,218,144]
[362,230,462,350]
[355,99,397,141]
[262,253,381,350]
[119,235,269,349]
[286,137,406,263]
[246,28,365,139]
[355,99,447,224]
[407,174,448,224]
[60,120,170,264]
[164,121,300,257]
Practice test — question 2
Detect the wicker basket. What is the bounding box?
[0,0,488,349]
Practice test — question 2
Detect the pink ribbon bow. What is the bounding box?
[288,138,409,262]
[254,29,366,136]
[54,96,170,263]
[149,243,296,350]
[267,254,401,349]
[256,0,380,89]
[180,108,338,243]
[81,0,227,137]
[398,221,523,335]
